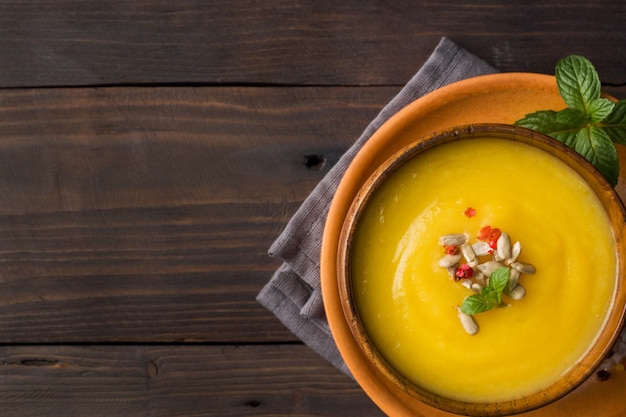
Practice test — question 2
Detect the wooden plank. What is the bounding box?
[0,0,624,87]
[604,86,626,101]
[0,344,386,417]
[1,343,626,417]
[0,86,397,343]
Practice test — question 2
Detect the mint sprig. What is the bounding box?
[515,55,626,186]
[461,267,510,315]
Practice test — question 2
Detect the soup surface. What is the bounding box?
[351,137,616,403]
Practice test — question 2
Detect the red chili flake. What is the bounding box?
[464,207,476,218]
[478,225,501,242]
[444,245,459,255]
[454,264,474,281]
[478,225,501,252]
[488,229,501,250]
[477,225,492,241]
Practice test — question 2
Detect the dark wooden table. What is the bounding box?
[1,1,625,416]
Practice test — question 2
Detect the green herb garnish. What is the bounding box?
[515,55,626,186]
[461,267,510,315]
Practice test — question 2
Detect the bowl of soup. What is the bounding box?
[326,122,626,416]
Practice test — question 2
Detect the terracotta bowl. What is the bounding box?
[320,73,626,417]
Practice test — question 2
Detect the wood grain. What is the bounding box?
[1,0,624,88]
[0,86,396,343]
[0,344,386,417]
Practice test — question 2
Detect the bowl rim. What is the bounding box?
[334,123,626,416]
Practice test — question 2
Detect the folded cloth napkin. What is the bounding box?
[256,37,497,376]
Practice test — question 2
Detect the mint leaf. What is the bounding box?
[573,126,619,186]
[460,267,511,315]
[481,286,500,306]
[601,100,626,144]
[555,108,588,127]
[515,110,573,133]
[461,294,493,315]
[515,108,587,137]
[551,130,580,149]
[516,55,623,186]
[588,98,616,123]
[515,109,582,148]
[556,55,601,113]
[488,267,510,303]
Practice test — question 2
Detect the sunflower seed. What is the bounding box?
[474,271,487,286]
[508,241,522,265]
[471,241,491,256]
[461,243,476,264]
[439,233,468,247]
[496,232,512,261]
[508,283,526,300]
[446,266,458,278]
[477,261,505,276]
[456,306,479,335]
[470,283,483,293]
[508,267,521,291]
[439,253,462,268]
[511,261,536,274]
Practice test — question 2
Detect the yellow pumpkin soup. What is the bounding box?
[350,137,616,403]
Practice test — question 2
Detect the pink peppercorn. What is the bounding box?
[455,264,474,281]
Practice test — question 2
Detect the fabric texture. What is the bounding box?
[256,37,498,375]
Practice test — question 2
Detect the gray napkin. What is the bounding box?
[257,37,497,376]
